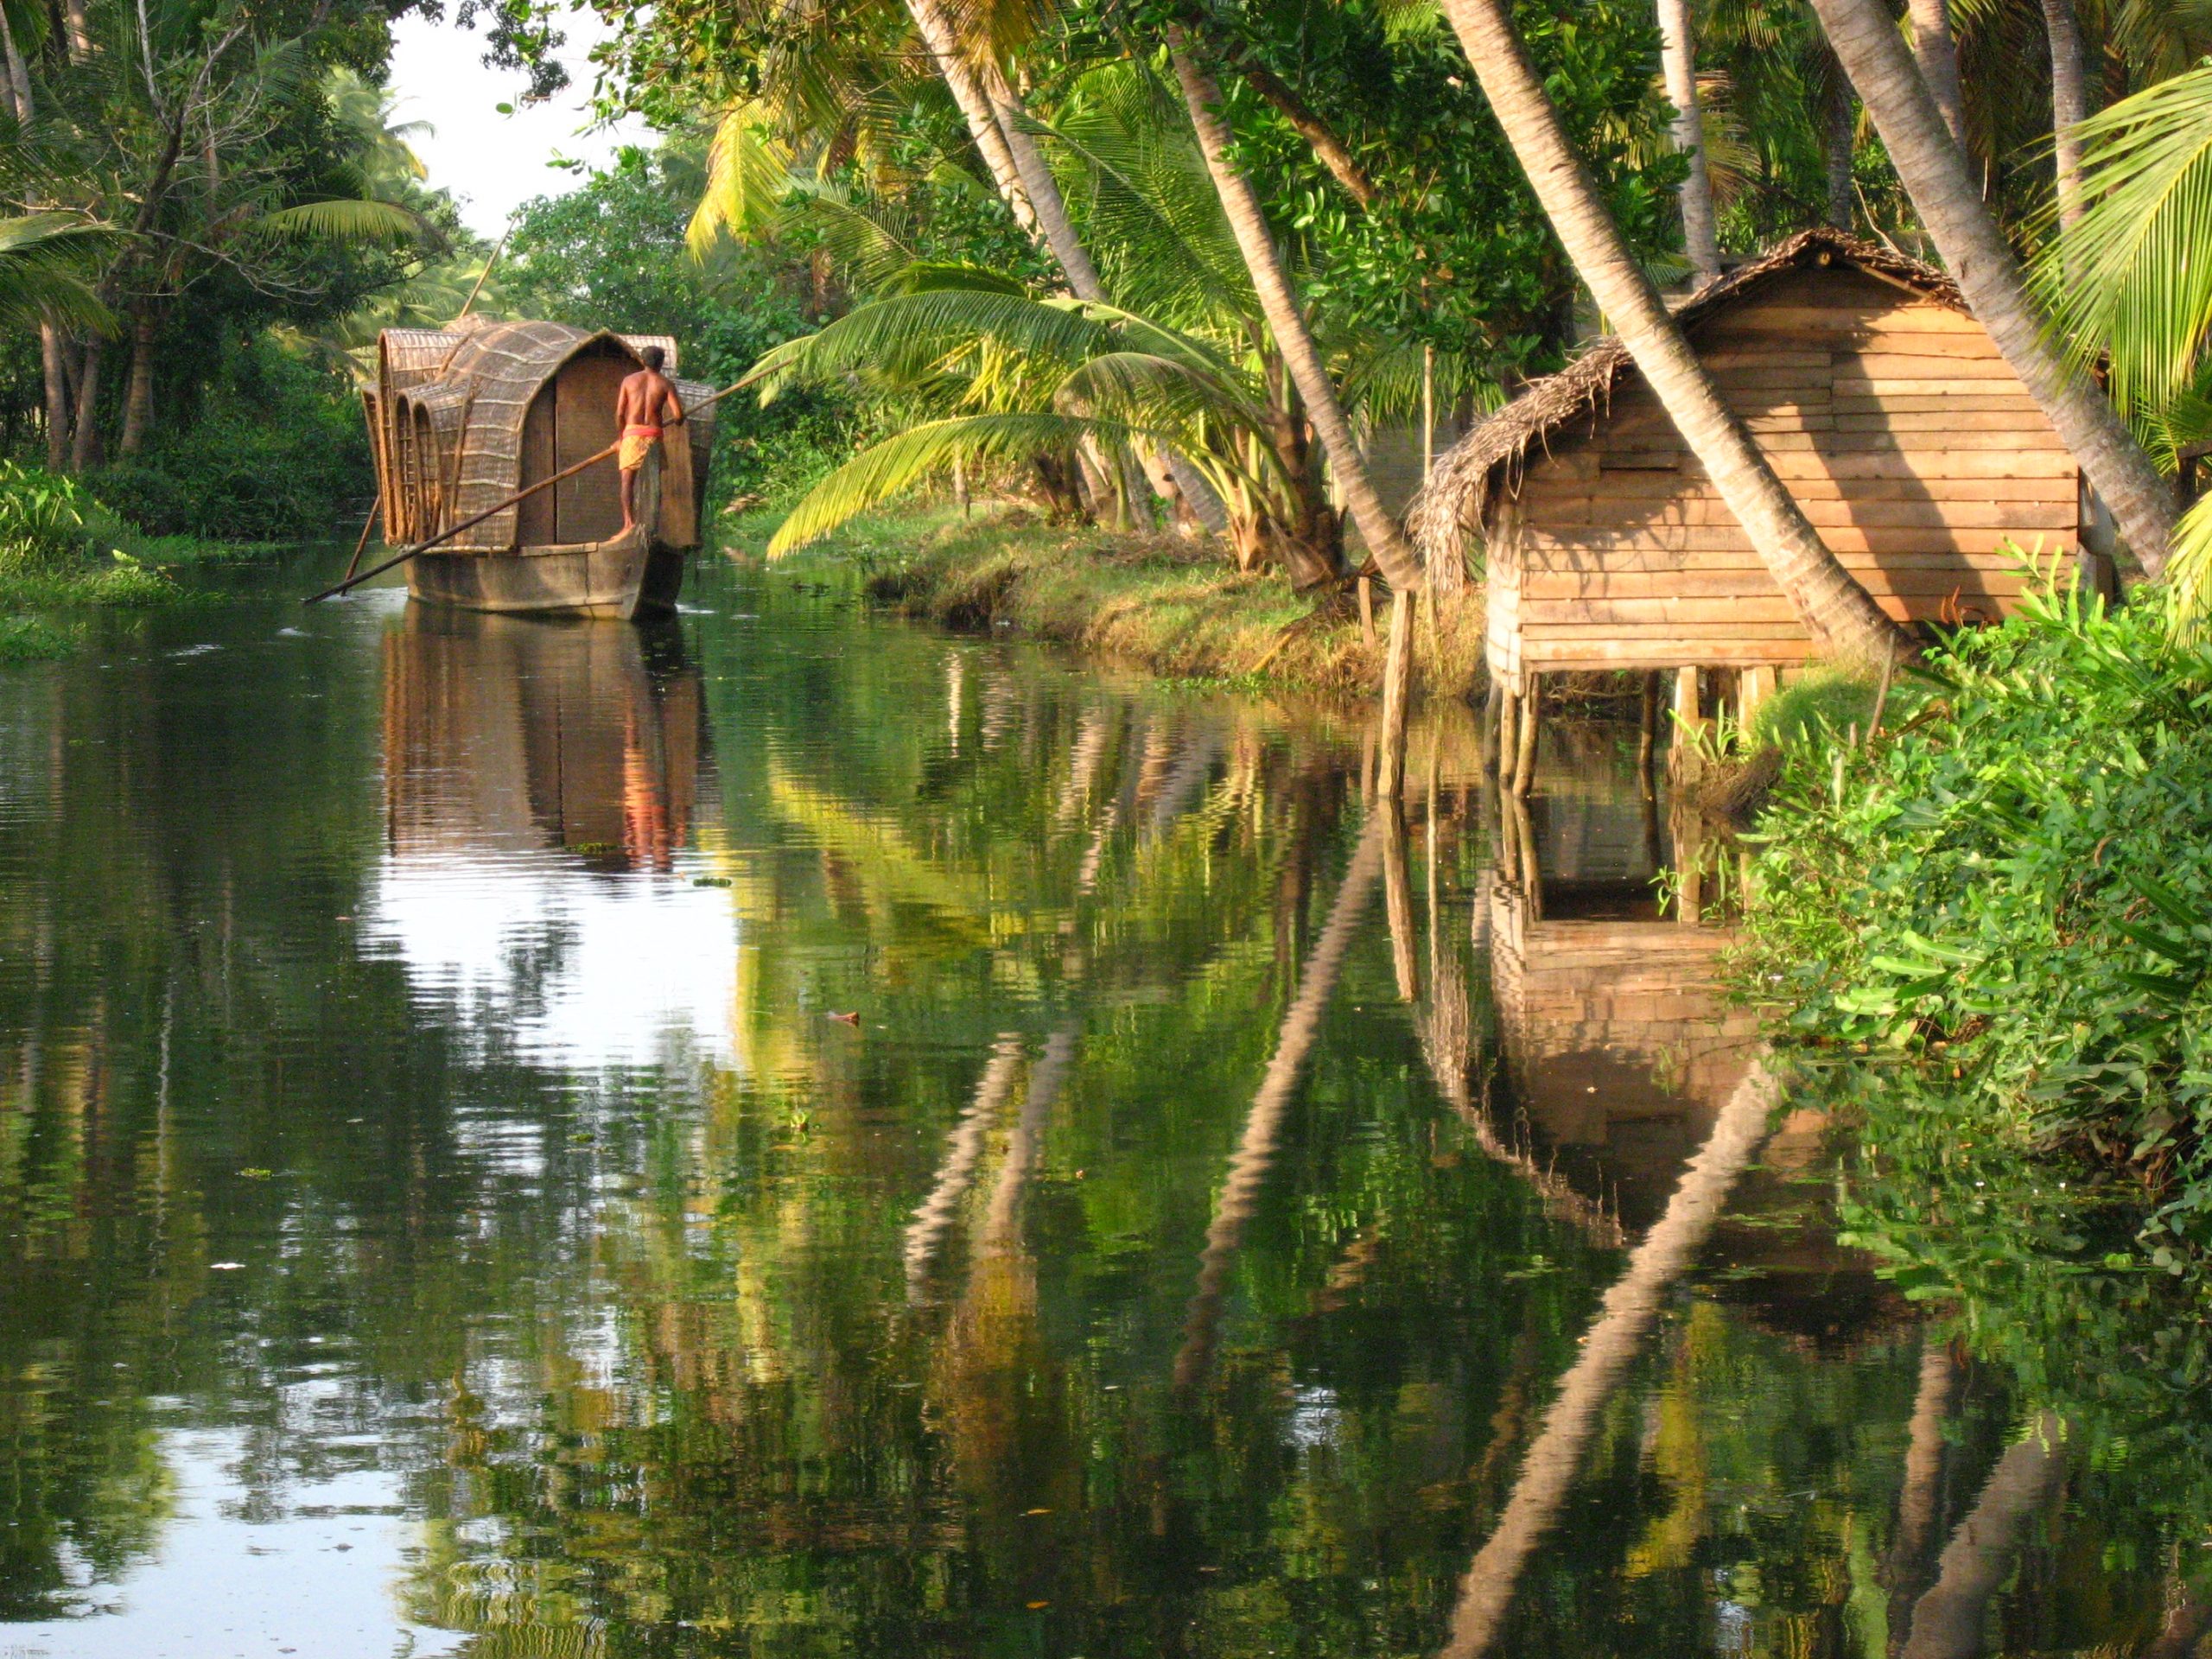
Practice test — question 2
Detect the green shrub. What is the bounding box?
[1750,665,1880,749]
[86,337,370,542]
[0,461,99,573]
[1739,580,2212,1262]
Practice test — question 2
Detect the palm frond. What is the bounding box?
[767,412,1137,555]
[2041,64,2212,423]
[256,198,420,245]
[688,103,798,258]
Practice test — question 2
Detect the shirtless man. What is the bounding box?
[614,346,685,532]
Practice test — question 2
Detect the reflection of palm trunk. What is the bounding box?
[1899,1412,2066,1659]
[1885,1333,1960,1644]
[1175,810,1389,1388]
[980,1027,1078,1254]
[1438,1062,1777,1657]
[905,1035,1026,1295]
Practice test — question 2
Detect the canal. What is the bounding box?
[0,555,2183,1655]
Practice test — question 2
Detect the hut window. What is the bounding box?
[1599,451,1682,472]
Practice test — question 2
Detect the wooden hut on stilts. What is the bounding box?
[1406,229,2113,793]
[365,319,719,619]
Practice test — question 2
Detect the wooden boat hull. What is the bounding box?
[404,526,686,620]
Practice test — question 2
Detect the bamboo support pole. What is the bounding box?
[340,496,382,585]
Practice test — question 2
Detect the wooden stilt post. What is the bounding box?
[1669,665,1701,784]
[1496,684,1519,779]
[1377,588,1414,801]
[1740,664,1774,734]
[1481,676,1503,777]
[1510,673,1540,798]
[1637,671,1659,798]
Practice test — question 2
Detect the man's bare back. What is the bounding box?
[615,346,684,531]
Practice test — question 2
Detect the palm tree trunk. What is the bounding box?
[1805,0,2179,575]
[68,339,103,474]
[1434,0,1911,660]
[0,0,67,476]
[2041,0,2089,243]
[1905,0,1970,154]
[1824,60,1857,229]
[119,308,156,458]
[901,0,1039,238]
[1166,28,1419,594]
[1656,0,1721,286]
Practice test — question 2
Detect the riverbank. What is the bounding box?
[733,505,1486,702]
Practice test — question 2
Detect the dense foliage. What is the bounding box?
[1741,582,2212,1260]
[499,149,865,512]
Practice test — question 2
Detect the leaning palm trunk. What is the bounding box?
[1435,0,1911,661]
[904,0,1038,237]
[1805,0,2179,575]
[2042,0,2090,244]
[1905,0,1970,153]
[1657,0,1721,286]
[1166,27,1421,595]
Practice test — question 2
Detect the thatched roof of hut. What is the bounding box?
[1403,229,1963,569]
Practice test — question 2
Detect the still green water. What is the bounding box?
[0,556,2190,1656]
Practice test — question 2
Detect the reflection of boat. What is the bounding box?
[365,320,716,619]
[369,607,736,1071]
[381,607,703,872]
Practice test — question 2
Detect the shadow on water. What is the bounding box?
[0,557,2201,1656]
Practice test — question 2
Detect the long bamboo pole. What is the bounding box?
[339,496,382,585]
[304,379,746,605]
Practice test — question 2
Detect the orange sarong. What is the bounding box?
[618,424,663,473]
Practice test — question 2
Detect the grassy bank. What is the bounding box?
[0,464,255,662]
[1736,582,2212,1270]
[738,506,1486,702]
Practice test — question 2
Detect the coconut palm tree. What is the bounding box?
[1163,25,1421,594]
[1805,0,2180,575]
[745,270,1338,571]
[1433,0,1910,660]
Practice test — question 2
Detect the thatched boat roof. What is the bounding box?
[1403,229,1963,567]
[372,320,710,550]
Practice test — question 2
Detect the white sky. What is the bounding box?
[386,5,654,238]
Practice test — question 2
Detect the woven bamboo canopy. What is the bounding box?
[366,318,716,551]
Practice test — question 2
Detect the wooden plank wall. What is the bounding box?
[1488,265,2079,677]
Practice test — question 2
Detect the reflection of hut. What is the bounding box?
[365,321,718,618]
[1487,881,1760,1227]
[1409,229,2101,731]
[381,608,704,871]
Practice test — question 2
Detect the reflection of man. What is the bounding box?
[615,346,685,532]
